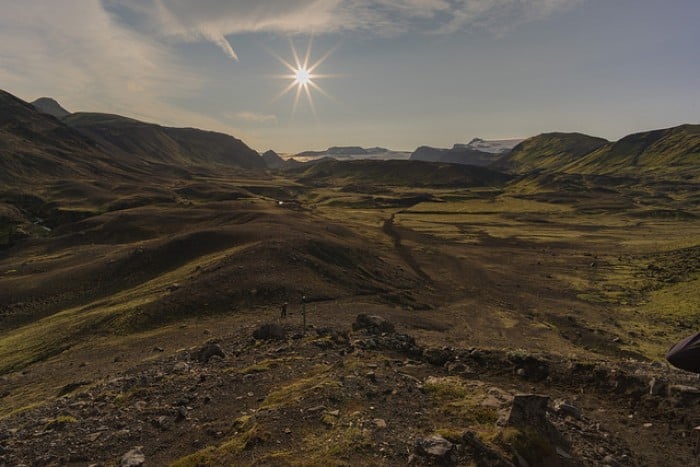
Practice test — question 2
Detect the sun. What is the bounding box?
[295,68,311,86]
[271,38,335,118]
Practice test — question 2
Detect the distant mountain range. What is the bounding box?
[0,90,696,183]
[291,146,410,163]
[461,138,525,154]
[289,139,525,166]
[409,138,523,166]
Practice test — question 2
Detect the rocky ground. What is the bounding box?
[2,314,700,466]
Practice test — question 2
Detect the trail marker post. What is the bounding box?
[302,295,307,336]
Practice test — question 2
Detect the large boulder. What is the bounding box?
[352,314,395,334]
[120,447,145,467]
[194,341,225,363]
[413,435,456,466]
[506,394,551,431]
[504,394,574,466]
[253,324,287,341]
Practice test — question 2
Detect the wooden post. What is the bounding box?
[302,295,307,336]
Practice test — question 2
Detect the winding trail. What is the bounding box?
[382,213,431,282]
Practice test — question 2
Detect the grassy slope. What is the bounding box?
[293,159,512,187]
[564,124,700,179]
[495,132,608,174]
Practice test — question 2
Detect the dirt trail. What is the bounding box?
[382,212,431,281]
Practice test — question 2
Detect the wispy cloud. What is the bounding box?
[226,111,279,125]
[108,0,583,60]
[0,0,244,134]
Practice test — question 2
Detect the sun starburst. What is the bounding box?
[271,38,335,118]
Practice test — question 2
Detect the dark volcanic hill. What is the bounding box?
[292,159,511,187]
[63,113,265,170]
[0,90,125,184]
[494,132,608,174]
[564,124,700,179]
[261,149,284,168]
[409,145,500,167]
[31,97,71,119]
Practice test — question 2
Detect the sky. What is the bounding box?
[1,1,698,153]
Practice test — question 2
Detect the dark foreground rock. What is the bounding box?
[194,341,225,363]
[121,446,145,466]
[352,313,395,334]
[252,323,287,341]
[413,434,456,466]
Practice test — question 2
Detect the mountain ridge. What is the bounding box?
[31,97,71,119]
[63,112,266,170]
[563,124,700,178]
[494,132,609,174]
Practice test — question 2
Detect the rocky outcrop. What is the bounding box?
[352,314,395,334]
[252,323,287,341]
[194,341,225,363]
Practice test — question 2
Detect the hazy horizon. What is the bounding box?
[2,1,698,153]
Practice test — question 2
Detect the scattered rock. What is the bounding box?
[253,324,287,341]
[120,447,145,467]
[554,399,582,420]
[423,347,453,366]
[648,377,666,396]
[352,314,395,335]
[414,435,455,466]
[307,405,327,414]
[555,446,573,459]
[172,362,189,373]
[316,327,349,343]
[506,352,550,381]
[374,418,387,429]
[152,416,170,431]
[460,431,514,465]
[669,384,700,396]
[194,341,225,363]
[57,381,89,397]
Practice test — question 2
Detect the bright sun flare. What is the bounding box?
[294,68,311,85]
[272,39,335,118]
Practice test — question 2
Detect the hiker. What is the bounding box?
[280,302,288,319]
[666,331,700,373]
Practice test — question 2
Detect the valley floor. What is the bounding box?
[0,169,698,465]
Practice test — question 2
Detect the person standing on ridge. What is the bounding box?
[280,302,288,319]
